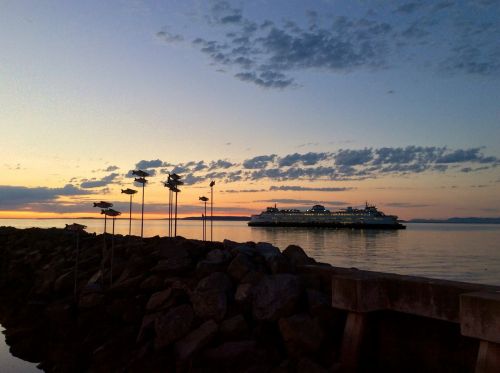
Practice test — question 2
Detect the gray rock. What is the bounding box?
[191,272,233,321]
[154,304,194,350]
[175,319,218,361]
[228,253,255,281]
[256,242,281,259]
[235,283,254,305]
[252,274,302,320]
[283,245,314,267]
[219,314,248,340]
[146,288,174,312]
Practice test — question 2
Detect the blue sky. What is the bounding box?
[1,0,499,218]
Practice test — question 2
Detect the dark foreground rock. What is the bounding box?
[0,227,338,372]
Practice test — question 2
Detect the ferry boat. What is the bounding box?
[248,203,405,229]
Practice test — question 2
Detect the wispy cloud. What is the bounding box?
[126,146,498,186]
[80,173,119,189]
[158,0,500,88]
[0,184,93,209]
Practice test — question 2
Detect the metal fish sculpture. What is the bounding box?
[199,196,209,202]
[132,170,150,177]
[169,173,181,181]
[65,223,87,232]
[94,201,113,208]
[134,177,147,184]
[121,188,138,195]
[101,208,121,217]
[210,180,215,187]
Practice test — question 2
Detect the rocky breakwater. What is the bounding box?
[0,227,343,372]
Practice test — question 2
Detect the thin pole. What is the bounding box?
[169,189,172,237]
[111,217,115,285]
[202,213,205,241]
[102,214,107,288]
[174,191,178,237]
[141,183,145,238]
[204,201,207,241]
[128,195,132,236]
[74,231,80,300]
[210,185,214,241]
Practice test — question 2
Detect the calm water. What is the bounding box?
[1,218,499,286]
[1,219,500,371]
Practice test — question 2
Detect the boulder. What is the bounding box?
[297,357,329,373]
[255,242,281,260]
[252,274,302,320]
[140,275,165,292]
[154,304,194,350]
[282,245,313,267]
[191,272,233,321]
[219,314,248,340]
[175,319,219,361]
[235,283,254,306]
[228,253,255,281]
[206,248,232,263]
[203,340,268,367]
[146,288,173,312]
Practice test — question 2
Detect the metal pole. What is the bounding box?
[102,214,107,288]
[128,195,132,236]
[169,189,172,237]
[210,185,214,241]
[111,217,115,285]
[204,201,207,241]
[141,182,145,238]
[74,231,80,300]
[174,191,178,237]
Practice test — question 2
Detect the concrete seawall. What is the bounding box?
[299,265,500,372]
[0,227,498,372]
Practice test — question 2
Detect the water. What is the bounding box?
[0,327,39,372]
[1,219,499,286]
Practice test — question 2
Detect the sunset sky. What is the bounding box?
[1,0,499,220]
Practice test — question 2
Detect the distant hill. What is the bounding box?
[409,217,500,224]
[180,216,250,221]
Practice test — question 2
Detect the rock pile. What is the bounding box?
[0,227,345,372]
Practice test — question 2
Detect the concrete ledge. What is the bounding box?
[331,272,387,312]
[325,266,498,322]
[460,291,500,343]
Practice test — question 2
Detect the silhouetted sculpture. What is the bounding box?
[199,196,209,241]
[133,170,150,238]
[121,188,138,236]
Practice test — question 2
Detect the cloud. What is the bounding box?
[278,152,329,167]
[269,185,352,192]
[157,1,500,88]
[394,2,425,14]
[385,202,430,208]
[124,146,497,186]
[104,165,119,172]
[0,184,93,208]
[80,173,119,189]
[436,148,491,163]
[242,154,277,169]
[255,199,325,205]
[156,31,183,43]
[335,148,373,166]
[222,189,266,193]
[209,159,235,170]
[135,159,166,169]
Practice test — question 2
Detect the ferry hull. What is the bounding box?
[247,221,406,229]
